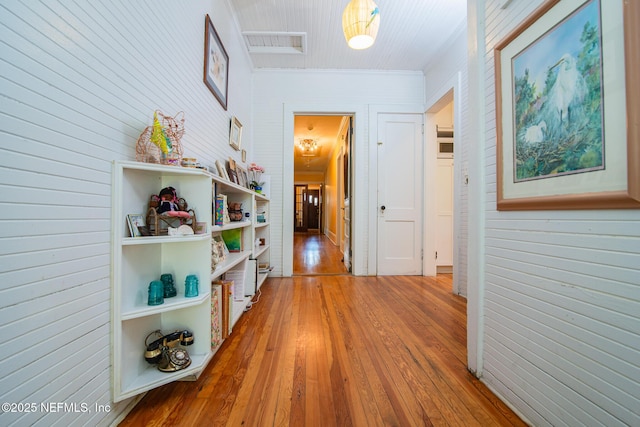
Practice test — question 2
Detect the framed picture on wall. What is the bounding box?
[494,0,639,210]
[203,14,229,110]
[229,116,242,150]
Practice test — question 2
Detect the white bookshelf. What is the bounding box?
[111,161,213,402]
[211,174,270,327]
[111,161,271,402]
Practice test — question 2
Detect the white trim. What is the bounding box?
[466,0,485,377]
[425,73,464,285]
[423,111,439,277]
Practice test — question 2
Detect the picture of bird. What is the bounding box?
[524,121,546,145]
[547,53,587,126]
[512,0,603,181]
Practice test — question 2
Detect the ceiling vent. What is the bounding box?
[242,31,307,55]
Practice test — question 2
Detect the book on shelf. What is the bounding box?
[215,195,230,226]
[211,284,222,349]
[224,269,246,301]
[213,280,233,339]
[221,228,242,252]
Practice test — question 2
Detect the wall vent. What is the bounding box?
[242,32,307,54]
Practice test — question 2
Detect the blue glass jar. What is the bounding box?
[184,275,199,298]
[148,280,164,305]
[160,273,177,298]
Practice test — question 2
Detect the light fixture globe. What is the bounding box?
[342,0,380,50]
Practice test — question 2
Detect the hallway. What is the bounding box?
[293,232,348,275]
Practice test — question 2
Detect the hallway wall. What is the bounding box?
[0,1,253,424]
[252,70,425,276]
[468,1,640,425]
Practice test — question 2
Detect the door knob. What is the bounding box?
[380,205,386,211]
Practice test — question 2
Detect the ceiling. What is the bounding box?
[229,0,467,173]
[229,0,467,71]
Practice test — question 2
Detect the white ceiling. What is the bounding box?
[229,0,467,71]
[229,0,467,172]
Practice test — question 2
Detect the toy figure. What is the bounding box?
[157,187,178,214]
[157,187,190,218]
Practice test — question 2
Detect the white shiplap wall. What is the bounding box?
[251,69,425,276]
[475,1,640,426]
[0,0,252,425]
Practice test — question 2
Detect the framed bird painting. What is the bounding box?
[494,0,639,210]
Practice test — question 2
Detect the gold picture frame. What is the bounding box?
[229,116,242,151]
[494,0,639,210]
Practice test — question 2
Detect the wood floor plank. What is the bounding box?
[293,232,348,275]
[122,274,526,427]
[323,276,404,426]
[350,279,452,426]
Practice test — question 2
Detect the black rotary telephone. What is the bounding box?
[144,329,194,372]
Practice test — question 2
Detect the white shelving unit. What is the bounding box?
[111,161,213,402]
[211,175,270,328]
[111,161,270,402]
[252,193,271,291]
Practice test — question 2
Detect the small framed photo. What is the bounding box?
[236,166,248,188]
[126,214,146,237]
[215,160,229,181]
[227,157,239,185]
[229,116,242,151]
[228,169,239,185]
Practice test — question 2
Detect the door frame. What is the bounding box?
[425,73,462,289]
[283,104,365,276]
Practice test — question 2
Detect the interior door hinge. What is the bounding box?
[435,251,438,259]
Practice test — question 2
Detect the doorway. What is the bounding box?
[293,114,351,275]
[424,74,462,294]
[294,185,321,232]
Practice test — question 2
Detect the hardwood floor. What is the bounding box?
[121,275,525,426]
[293,232,348,275]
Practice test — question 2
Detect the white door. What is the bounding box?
[377,113,423,275]
[436,158,454,266]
